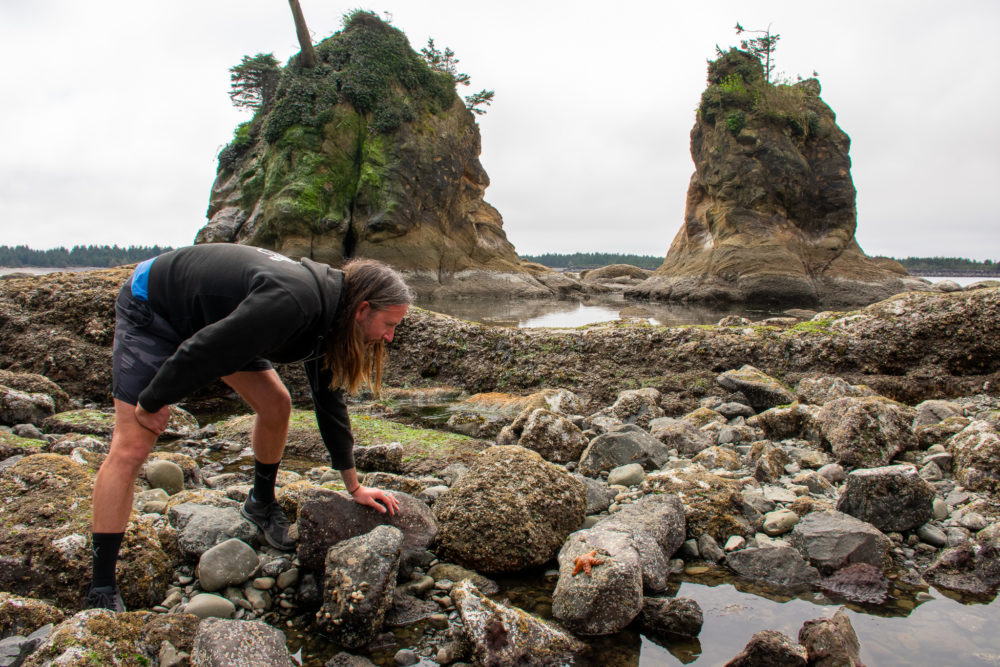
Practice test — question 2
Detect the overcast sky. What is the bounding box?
[1,1,997,260]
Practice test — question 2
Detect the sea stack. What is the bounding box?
[196,11,576,299]
[628,49,917,307]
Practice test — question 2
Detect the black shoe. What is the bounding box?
[85,585,125,612]
[241,495,297,551]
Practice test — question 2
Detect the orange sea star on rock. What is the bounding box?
[572,550,604,577]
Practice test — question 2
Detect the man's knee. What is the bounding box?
[105,441,152,476]
[256,385,292,425]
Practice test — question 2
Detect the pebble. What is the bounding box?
[607,463,645,487]
[762,509,799,536]
[932,498,949,520]
[917,523,948,548]
[253,577,275,590]
[146,459,185,495]
[724,535,746,552]
[394,648,419,665]
[276,567,299,589]
[185,593,236,619]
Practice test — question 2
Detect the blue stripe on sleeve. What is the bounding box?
[130,258,155,301]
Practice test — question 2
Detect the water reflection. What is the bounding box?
[416,296,785,328]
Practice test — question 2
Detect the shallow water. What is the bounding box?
[416,295,784,329]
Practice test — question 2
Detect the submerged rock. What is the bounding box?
[452,580,585,666]
[636,596,704,641]
[798,607,864,667]
[725,628,807,666]
[818,563,890,605]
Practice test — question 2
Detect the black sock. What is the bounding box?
[252,459,281,504]
[91,532,125,590]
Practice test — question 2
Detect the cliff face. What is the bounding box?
[629,50,915,307]
[197,12,570,298]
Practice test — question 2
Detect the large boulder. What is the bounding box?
[587,388,665,429]
[297,489,436,577]
[514,409,589,464]
[578,424,671,477]
[644,464,760,542]
[433,446,585,573]
[627,49,910,308]
[0,385,55,426]
[813,396,917,468]
[19,609,152,665]
[798,608,864,667]
[452,581,585,666]
[725,546,821,590]
[552,494,685,635]
[648,417,715,457]
[835,465,935,532]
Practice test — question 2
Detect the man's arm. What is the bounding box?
[305,358,397,515]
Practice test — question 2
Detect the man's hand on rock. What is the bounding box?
[135,404,170,436]
[351,486,399,515]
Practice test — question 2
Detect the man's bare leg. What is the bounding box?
[224,369,296,550]
[222,369,291,465]
[88,398,162,609]
[92,399,160,533]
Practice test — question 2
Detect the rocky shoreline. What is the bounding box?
[1,271,999,666]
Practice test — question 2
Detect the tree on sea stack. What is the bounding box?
[626,36,914,308]
[198,10,548,299]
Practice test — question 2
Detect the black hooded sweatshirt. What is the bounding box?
[136,244,355,470]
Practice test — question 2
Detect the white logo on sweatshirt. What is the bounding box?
[256,248,296,264]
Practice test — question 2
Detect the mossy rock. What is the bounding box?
[43,409,115,436]
[0,592,66,637]
[0,453,173,610]
[25,609,151,666]
[0,430,47,458]
[216,409,488,475]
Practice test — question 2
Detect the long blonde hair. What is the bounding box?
[324,258,414,395]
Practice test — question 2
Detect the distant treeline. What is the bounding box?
[520,252,663,270]
[0,245,173,268]
[883,256,1000,275]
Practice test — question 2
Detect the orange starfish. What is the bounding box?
[571,550,604,577]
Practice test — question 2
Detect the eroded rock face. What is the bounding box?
[628,49,912,307]
[195,13,566,299]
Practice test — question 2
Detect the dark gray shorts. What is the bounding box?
[111,279,271,406]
